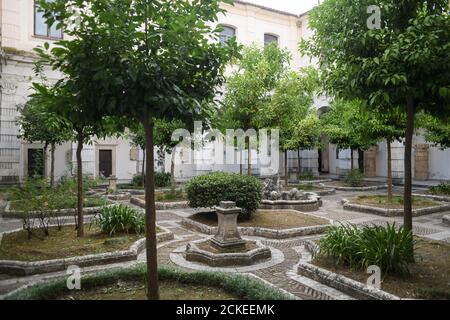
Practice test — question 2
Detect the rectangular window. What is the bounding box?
[34,0,63,39]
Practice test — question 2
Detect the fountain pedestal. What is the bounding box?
[210,201,246,250]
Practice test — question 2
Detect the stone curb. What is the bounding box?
[0,225,174,276]
[181,216,332,239]
[342,198,450,217]
[130,196,189,210]
[443,215,450,226]
[2,202,115,218]
[412,193,450,202]
[297,241,401,300]
[327,184,388,191]
[288,179,333,184]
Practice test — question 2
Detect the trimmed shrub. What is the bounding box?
[344,169,364,187]
[155,172,171,188]
[131,174,144,187]
[429,182,450,195]
[316,223,414,275]
[185,172,262,218]
[92,205,144,235]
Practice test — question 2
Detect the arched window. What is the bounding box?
[264,34,278,47]
[219,26,236,44]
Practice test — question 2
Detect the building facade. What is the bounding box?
[0,0,448,184]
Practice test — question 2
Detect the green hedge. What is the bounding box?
[185,172,262,218]
[5,265,290,300]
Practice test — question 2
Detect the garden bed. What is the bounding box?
[311,237,450,300]
[130,191,188,210]
[323,181,388,191]
[4,265,290,300]
[0,224,173,276]
[182,210,331,239]
[342,195,450,217]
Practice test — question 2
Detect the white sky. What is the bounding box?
[241,0,319,15]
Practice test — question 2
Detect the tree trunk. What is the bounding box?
[170,151,176,189]
[247,145,252,176]
[284,150,288,186]
[350,148,354,170]
[297,148,301,178]
[143,119,159,300]
[387,140,393,202]
[50,143,55,187]
[76,133,84,237]
[141,147,146,187]
[404,98,415,233]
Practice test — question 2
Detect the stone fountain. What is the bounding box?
[185,201,271,267]
[260,177,322,211]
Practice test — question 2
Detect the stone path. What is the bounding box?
[1,186,450,300]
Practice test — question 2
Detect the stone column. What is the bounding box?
[364,147,377,177]
[107,175,118,192]
[211,201,245,249]
[414,144,429,181]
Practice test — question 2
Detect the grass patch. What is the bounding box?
[138,190,187,203]
[9,196,109,211]
[352,195,438,209]
[0,224,144,261]
[190,210,328,230]
[6,265,291,300]
[313,237,450,299]
[324,181,383,188]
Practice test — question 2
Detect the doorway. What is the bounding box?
[99,150,113,177]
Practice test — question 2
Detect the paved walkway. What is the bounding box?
[1,186,449,299]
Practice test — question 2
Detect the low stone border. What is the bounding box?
[260,193,322,212]
[107,193,131,201]
[296,241,400,300]
[185,239,272,267]
[324,184,388,191]
[443,215,450,226]
[342,198,450,217]
[130,196,189,210]
[2,203,115,218]
[181,214,332,239]
[289,179,333,184]
[412,193,450,202]
[0,225,174,276]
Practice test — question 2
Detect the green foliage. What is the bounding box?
[5,265,290,300]
[185,172,262,218]
[344,169,364,187]
[92,205,145,236]
[155,189,186,202]
[418,113,450,149]
[429,183,450,195]
[298,172,315,181]
[155,172,171,188]
[317,223,415,275]
[131,175,144,188]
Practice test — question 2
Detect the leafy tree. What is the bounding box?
[419,113,450,149]
[38,0,238,300]
[221,43,290,175]
[154,119,187,189]
[259,68,320,184]
[301,0,450,234]
[17,98,72,186]
[321,100,378,169]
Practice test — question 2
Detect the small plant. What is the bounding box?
[316,223,414,275]
[185,172,262,219]
[92,205,145,235]
[155,172,171,188]
[429,182,450,195]
[131,174,144,187]
[344,169,364,187]
[298,171,315,181]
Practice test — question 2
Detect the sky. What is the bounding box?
[241,0,319,15]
